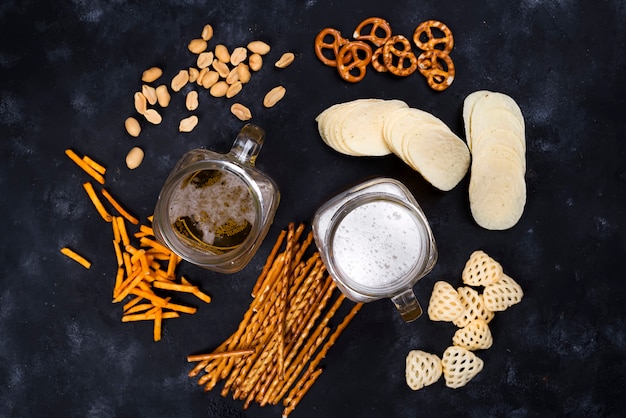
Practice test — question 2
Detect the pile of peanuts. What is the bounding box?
[124,23,295,143]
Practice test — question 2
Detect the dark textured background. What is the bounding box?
[1,0,625,417]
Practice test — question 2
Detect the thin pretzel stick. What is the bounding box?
[272,293,345,404]
[251,229,286,298]
[258,277,331,407]
[282,368,323,417]
[187,349,255,363]
[278,223,296,379]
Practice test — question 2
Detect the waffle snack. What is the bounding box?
[461,250,503,286]
[483,274,524,311]
[405,350,443,390]
[452,319,493,351]
[427,281,464,322]
[441,346,484,388]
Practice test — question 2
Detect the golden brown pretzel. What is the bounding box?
[370,47,388,72]
[413,20,454,53]
[314,28,351,67]
[382,35,418,77]
[353,17,393,47]
[336,41,372,83]
[417,49,455,91]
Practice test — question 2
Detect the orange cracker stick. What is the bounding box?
[111,216,120,243]
[60,247,92,269]
[116,216,130,246]
[153,308,163,341]
[113,267,124,296]
[101,188,139,225]
[82,155,106,175]
[139,237,172,256]
[164,302,197,315]
[82,182,112,222]
[152,281,197,293]
[122,311,179,322]
[123,295,143,311]
[187,349,256,363]
[65,149,105,184]
[125,303,153,314]
[113,240,123,267]
[130,288,169,306]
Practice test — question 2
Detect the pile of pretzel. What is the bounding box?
[314,17,455,90]
[187,223,362,416]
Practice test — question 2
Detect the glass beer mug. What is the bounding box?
[312,178,437,322]
[152,124,280,273]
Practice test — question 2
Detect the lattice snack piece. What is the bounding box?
[427,281,464,322]
[483,274,524,311]
[441,346,484,388]
[452,286,495,328]
[462,250,503,286]
[405,350,443,390]
[452,319,493,351]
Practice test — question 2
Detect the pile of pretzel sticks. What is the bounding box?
[187,223,362,417]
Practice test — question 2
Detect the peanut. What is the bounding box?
[247,40,271,55]
[188,67,200,83]
[171,69,190,92]
[143,108,162,124]
[186,90,199,111]
[237,63,251,83]
[155,85,171,107]
[275,52,295,69]
[226,81,243,98]
[225,66,239,84]
[230,103,252,121]
[249,53,263,71]
[214,44,230,63]
[197,51,214,69]
[179,115,199,132]
[201,24,213,41]
[209,81,229,97]
[230,47,247,66]
[212,60,230,78]
[125,117,141,137]
[134,92,147,114]
[201,71,220,89]
[196,67,209,85]
[263,86,286,108]
[126,147,144,169]
[142,85,157,105]
[188,38,208,54]
[141,67,162,83]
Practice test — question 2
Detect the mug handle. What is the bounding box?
[391,289,423,322]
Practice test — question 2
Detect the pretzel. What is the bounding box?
[413,19,454,53]
[417,49,455,91]
[370,47,388,72]
[314,27,351,67]
[382,35,418,77]
[336,41,372,83]
[353,17,392,47]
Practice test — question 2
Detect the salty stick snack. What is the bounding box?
[187,223,361,416]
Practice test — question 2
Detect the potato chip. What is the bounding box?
[464,90,526,230]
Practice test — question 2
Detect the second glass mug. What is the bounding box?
[313,178,438,322]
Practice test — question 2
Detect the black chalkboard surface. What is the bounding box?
[1,1,625,417]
